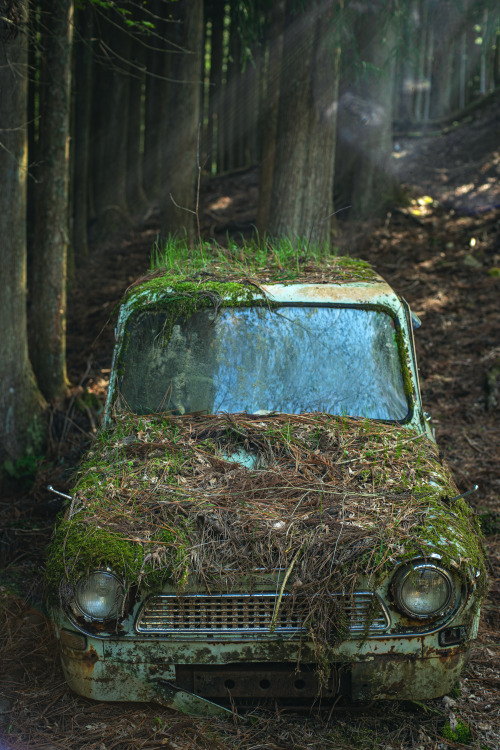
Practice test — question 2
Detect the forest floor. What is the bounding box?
[0,96,499,750]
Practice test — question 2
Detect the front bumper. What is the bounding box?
[57,626,471,711]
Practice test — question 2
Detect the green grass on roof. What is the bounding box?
[147,235,379,285]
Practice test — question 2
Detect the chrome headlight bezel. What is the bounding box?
[73,570,126,622]
[392,562,456,621]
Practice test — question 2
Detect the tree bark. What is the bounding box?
[0,1,46,462]
[72,3,93,259]
[268,0,338,243]
[143,0,168,201]
[30,0,73,401]
[208,1,223,174]
[160,0,203,242]
[257,0,285,234]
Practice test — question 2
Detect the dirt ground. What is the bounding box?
[0,96,499,749]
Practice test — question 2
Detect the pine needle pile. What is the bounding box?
[48,412,484,647]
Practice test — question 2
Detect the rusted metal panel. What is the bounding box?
[59,633,469,706]
[260,281,395,305]
[175,663,348,700]
[351,649,468,701]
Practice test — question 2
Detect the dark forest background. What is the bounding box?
[1,0,499,466]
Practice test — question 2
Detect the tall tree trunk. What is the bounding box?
[257,0,285,235]
[143,0,168,201]
[0,2,46,462]
[216,5,230,174]
[268,0,338,243]
[428,0,461,120]
[300,8,339,240]
[72,3,93,259]
[160,0,203,242]
[30,0,73,401]
[27,2,40,259]
[208,1,224,174]
[126,33,147,215]
[336,0,397,220]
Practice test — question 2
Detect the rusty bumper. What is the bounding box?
[57,627,470,711]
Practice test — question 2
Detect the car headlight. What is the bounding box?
[74,571,125,620]
[393,563,454,619]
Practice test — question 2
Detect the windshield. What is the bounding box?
[118,305,409,420]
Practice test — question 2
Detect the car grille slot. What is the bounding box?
[135,592,389,638]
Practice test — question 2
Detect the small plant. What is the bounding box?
[442,718,471,744]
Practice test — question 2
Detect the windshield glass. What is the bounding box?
[118,305,409,420]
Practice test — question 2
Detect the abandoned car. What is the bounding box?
[47,254,486,713]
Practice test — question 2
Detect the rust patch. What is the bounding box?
[261,282,392,305]
[74,616,125,637]
[61,645,99,670]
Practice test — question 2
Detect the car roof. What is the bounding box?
[259,280,397,306]
[123,256,399,307]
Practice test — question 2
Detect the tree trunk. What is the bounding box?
[301,7,339,240]
[30,0,73,401]
[428,0,461,120]
[257,1,285,234]
[126,31,148,215]
[268,0,338,243]
[207,1,223,174]
[216,5,230,174]
[160,0,203,242]
[336,1,397,220]
[27,2,40,259]
[0,2,46,462]
[143,0,168,201]
[72,3,93,259]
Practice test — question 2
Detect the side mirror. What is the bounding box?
[411,311,422,330]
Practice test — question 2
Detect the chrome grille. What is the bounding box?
[135,592,390,638]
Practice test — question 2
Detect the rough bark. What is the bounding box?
[268,0,338,243]
[27,1,40,256]
[0,1,46,462]
[257,1,285,234]
[160,0,203,242]
[30,0,73,401]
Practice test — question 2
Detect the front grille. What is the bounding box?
[135,592,390,639]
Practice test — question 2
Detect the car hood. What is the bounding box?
[46,413,484,602]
